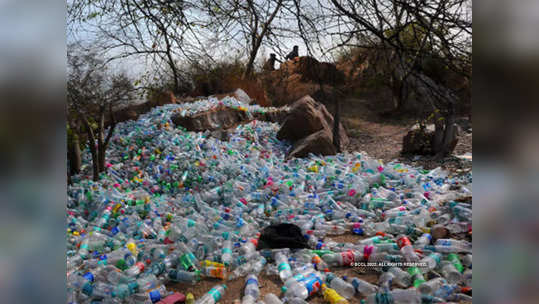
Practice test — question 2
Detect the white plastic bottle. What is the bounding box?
[196,284,227,304]
[325,273,355,299]
[242,275,260,304]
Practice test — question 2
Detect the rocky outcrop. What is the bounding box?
[264,57,344,106]
[171,105,251,132]
[277,95,348,159]
[402,123,459,156]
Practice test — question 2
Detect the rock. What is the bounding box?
[171,105,251,132]
[287,129,337,159]
[431,225,449,240]
[402,127,434,155]
[278,95,349,158]
[264,56,345,106]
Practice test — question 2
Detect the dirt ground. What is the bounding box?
[341,97,472,175]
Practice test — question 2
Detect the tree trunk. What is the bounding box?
[80,114,99,181]
[97,108,106,173]
[68,133,82,176]
[243,48,259,79]
[333,95,341,152]
[432,107,458,158]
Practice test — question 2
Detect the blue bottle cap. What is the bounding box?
[149,289,161,303]
[83,272,94,282]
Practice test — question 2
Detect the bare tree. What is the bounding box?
[201,0,292,79]
[291,0,471,157]
[67,0,213,93]
[67,44,134,180]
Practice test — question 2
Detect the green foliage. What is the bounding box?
[384,23,430,52]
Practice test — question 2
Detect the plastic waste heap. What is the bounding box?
[67,96,472,303]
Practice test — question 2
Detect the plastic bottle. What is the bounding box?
[131,284,169,303]
[283,272,323,300]
[363,288,421,304]
[321,284,349,304]
[348,277,378,296]
[202,265,227,280]
[414,233,431,248]
[447,253,464,273]
[434,239,472,252]
[387,267,411,287]
[439,261,462,284]
[196,284,227,304]
[418,277,447,295]
[274,251,292,282]
[407,267,426,287]
[186,292,195,304]
[136,274,160,293]
[321,251,358,267]
[241,275,260,304]
[418,252,441,273]
[221,240,233,267]
[325,273,355,299]
[264,293,283,304]
[125,261,146,277]
[168,269,201,284]
[396,235,419,262]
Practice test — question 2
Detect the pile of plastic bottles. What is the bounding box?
[67,97,472,303]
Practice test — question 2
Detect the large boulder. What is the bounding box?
[402,123,459,156]
[277,95,349,159]
[171,105,251,132]
[287,129,337,159]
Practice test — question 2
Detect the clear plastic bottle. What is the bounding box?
[414,233,431,248]
[221,239,233,267]
[418,277,447,295]
[130,284,169,303]
[241,275,260,304]
[125,261,146,277]
[439,261,462,284]
[168,269,201,284]
[396,235,419,262]
[321,251,359,267]
[274,251,292,282]
[264,293,283,304]
[348,277,378,296]
[325,273,355,299]
[387,267,411,288]
[434,239,472,251]
[419,252,441,273]
[196,284,227,304]
[283,272,322,300]
[363,288,421,304]
[136,274,160,293]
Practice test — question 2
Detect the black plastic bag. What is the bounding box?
[257,223,309,250]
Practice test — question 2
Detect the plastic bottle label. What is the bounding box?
[304,276,322,296]
[397,236,411,248]
[246,278,258,286]
[278,262,291,272]
[208,287,222,302]
[341,251,355,265]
